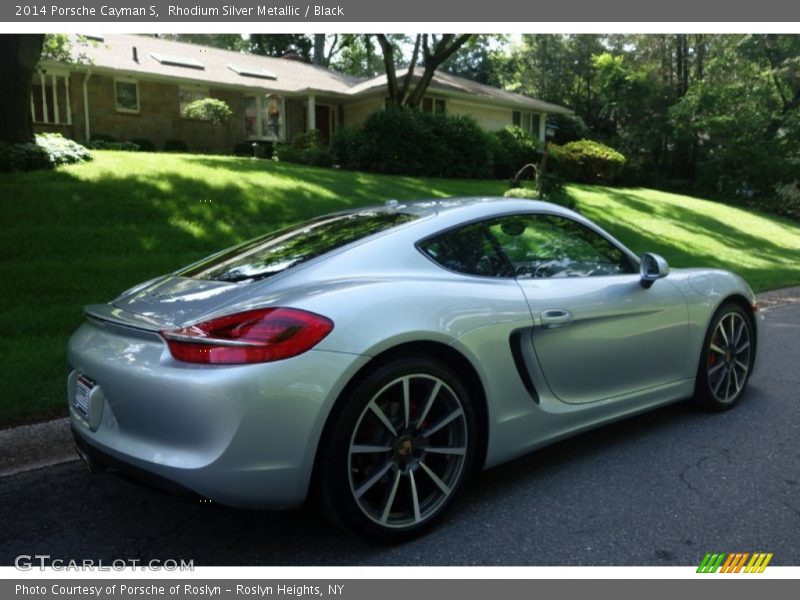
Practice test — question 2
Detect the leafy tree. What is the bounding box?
[153,34,247,51]
[248,34,312,59]
[439,35,509,86]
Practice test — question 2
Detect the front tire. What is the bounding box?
[694,302,754,410]
[318,356,476,542]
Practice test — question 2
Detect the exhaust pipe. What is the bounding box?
[73,435,104,474]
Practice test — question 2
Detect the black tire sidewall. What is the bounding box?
[318,356,476,543]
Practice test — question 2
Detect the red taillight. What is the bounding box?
[161,308,334,364]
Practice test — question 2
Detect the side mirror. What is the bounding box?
[640,253,669,288]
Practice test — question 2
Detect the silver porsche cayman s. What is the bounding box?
[68,198,763,541]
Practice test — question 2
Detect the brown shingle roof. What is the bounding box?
[66,34,570,113]
[71,34,363,95]
[349,67,571,114]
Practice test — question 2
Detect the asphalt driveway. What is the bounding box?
[0,300,798,566]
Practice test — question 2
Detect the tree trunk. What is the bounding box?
[378,33,471,108]
[405,34,472,108]
[0,34,45,144]
[376,35,400,106]
[313,34,325,66]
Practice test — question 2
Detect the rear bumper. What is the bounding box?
[67,319,369,509]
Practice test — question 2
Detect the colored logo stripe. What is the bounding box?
[697,552,773,573]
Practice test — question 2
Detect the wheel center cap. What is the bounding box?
[396,437,414,457]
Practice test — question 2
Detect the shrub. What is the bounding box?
[775,180,800,220]
[274,130,332,167]
[36,133,93,166]
[504,181,573,209]
[0,140,52,172]
[164,139,189,153]
[330,126,363,168]
[489,126,540,180]
[0,134,92,173]
[89,133,116,143]
[550,113,589,144]
[130,138,156,152]
[503,187,539,199]
[332,108,491,178]
[86,139,140,151]
[553,139,626,184]
[182,98,233,125]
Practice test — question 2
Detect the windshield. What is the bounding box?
[180,210,420,283]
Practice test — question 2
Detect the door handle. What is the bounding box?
[540,308,573,328]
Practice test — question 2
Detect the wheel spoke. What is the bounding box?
[710,343,727,356]
[709,361,726,377]
[717,323,729,346]
[733,319,745,347]
[420,461,452,496]
[728,314,736,346]
[713,367,728,395]
[380,470,402,524]
[369,401,397,437]
[724,369,733,401]
[735,359,749,372]
[736,341,750,354]
[422,407,464,438]
[417,380,442,427]
[355,461,393,498]
[409,471,422,523]
[402,376,411,429]
[731,365,741,393]
[351,445,393,454]
[425,446,466,456]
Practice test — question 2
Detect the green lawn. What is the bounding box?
[1,151,799,427]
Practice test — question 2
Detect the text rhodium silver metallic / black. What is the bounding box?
[67,197,763,541]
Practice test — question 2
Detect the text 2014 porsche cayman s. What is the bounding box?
[68,198,763,540]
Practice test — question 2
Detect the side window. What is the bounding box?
[419,222,511,278]
[488,214,635,278]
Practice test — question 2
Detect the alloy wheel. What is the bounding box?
[707,311,752,404]
[347,373,468,529]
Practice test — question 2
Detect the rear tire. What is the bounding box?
[317,356,475,543]
[694,302,754,411]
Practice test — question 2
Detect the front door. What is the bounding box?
[314,105,331,143]
[487,213,689,404]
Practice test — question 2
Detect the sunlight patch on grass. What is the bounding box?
[2,151,799,426]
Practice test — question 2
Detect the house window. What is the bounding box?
[31,71,71,125]
[422,97,446,114]
[179,86,210,119]
[244,94,283,140]
[114,79,139,113]
[512,110,543,138]
[531,113,542,137]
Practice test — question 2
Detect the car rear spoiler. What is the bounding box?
[84,303,170,332]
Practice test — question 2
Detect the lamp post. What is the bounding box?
[536,122,558,199]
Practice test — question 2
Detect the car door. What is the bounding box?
[487,212,689,405]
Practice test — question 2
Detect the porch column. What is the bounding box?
[307,93,316,132]
[40,71,49,123]
[65,74,72,125]
[538,112,547,143]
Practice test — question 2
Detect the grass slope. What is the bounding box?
[1,151,799,426]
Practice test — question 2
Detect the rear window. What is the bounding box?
[180,210,419,282]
